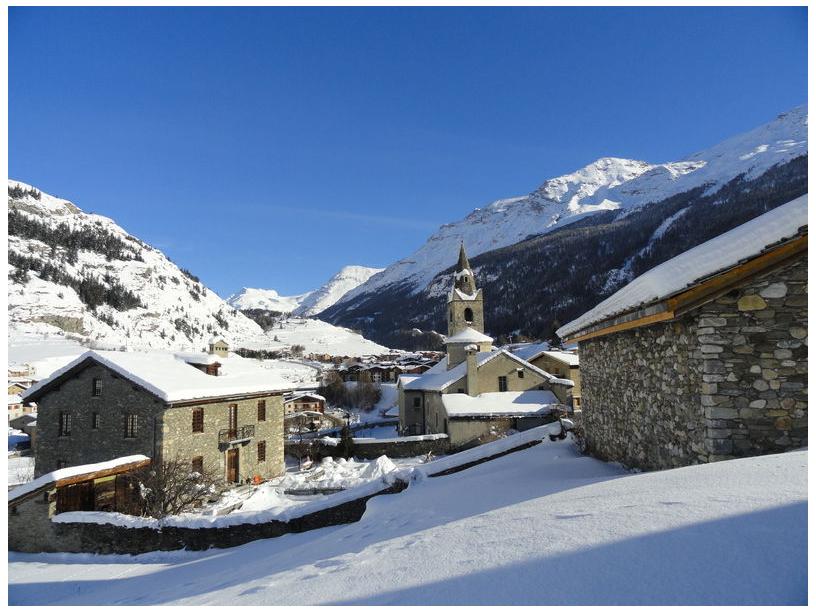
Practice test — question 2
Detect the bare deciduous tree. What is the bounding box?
[132,456,225,518]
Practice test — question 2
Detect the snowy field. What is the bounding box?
[8,442,806,605]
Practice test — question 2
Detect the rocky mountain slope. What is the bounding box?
[322,106,808,348]
[7,180,267,351]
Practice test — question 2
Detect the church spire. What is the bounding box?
[453,242,476,295]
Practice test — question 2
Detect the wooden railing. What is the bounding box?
[218,425,255,444]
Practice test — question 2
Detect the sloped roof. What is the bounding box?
[404,349,573,392]
[510,342,551,362]
[558,194,808,339]
[22,350,293,404]
[540,351,579,367]
[444,328,494,344]
[9,455,151,506]
[441,390,560,417]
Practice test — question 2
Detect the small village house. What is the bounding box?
[558,195,808,471]
[8,455,150,553]
[22,348,293,484]
[511,343,582,409]
[399,244,573,448]
[283,392,326,415]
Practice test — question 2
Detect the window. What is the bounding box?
[59,412,72,437]
[498,376,508,392]
[92,378,102,397]
[464,308,474,323]
[124,414,138,439]
[191,456,204,475]
[457,388,464,394]
[56,460,67,470]
[413,397,421,408]
[192,407,204,433]
[229,404,238,433]
[517,369,525,379]
[91,412,100,429]
[258,400,266,422]
[258,440,266,462]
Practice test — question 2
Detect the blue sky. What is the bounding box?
[9,7,807,298]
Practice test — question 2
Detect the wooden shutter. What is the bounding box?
[192,407,204,433]
[257,400,266,422]
[257,440,266,462]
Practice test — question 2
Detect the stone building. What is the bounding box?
[9,455,150,553]
[399,244,573,447]
[23,349,293,484]
[511,343,582,409]
[283,392,326,415]
[558,195,807,470]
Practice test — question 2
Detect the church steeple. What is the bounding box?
[453,242,476,295]
[447,242,485,333]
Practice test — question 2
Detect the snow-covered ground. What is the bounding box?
[8,455,35,486]
[240,317,391,357]
[8,443,805,605]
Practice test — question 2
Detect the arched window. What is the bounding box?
[464,308,473,323]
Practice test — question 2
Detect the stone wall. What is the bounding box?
[290,435,451,460]
[578,254,807,470]
[9,481,408,554]
[694,256,807,458]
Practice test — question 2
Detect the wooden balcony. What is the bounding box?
[218,425,255,444]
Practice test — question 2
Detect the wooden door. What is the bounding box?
[226,448,240,483]
[56,481,95,513]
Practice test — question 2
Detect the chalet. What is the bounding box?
[23,349,293,484]
[558,195,808,471]
[399,244,572,448]
[208,337,230,358]
[283,392,326,415]
[8,455,150,553]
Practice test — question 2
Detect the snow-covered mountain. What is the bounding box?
[333,105,807,305]
[322,105,807,347]
[7,181,392,357]
[226,265,383,317]
[293,265,383,317]
[226,288,311,313]
[7,180,266,351]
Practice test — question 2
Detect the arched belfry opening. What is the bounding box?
[464,308,474,324]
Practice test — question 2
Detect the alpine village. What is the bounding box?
[7,6,808,607]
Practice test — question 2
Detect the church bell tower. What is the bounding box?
[447,242,485,336]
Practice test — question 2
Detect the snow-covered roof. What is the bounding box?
[8,394,22,405]
[558,194,808,339]
[449,288,479,302]
[540,351,580,367]
[404,349,573,392]
[444,328,493,344]
[22,350,293,404]
[509,341,551,362]
[441,390,561,417]
[174,351,221,365]
[8,454,150,504]
[208,336,227,345]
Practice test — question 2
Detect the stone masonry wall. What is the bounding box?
[580,320,705,469]
[579,253,807,470]
[695,256,807,458]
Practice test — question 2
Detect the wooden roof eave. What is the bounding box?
[564,233,807,343]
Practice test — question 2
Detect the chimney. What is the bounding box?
[465,344,478,397]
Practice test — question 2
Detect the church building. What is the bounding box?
[398,244,573,448]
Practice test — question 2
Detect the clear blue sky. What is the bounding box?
[9,7,807,298]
